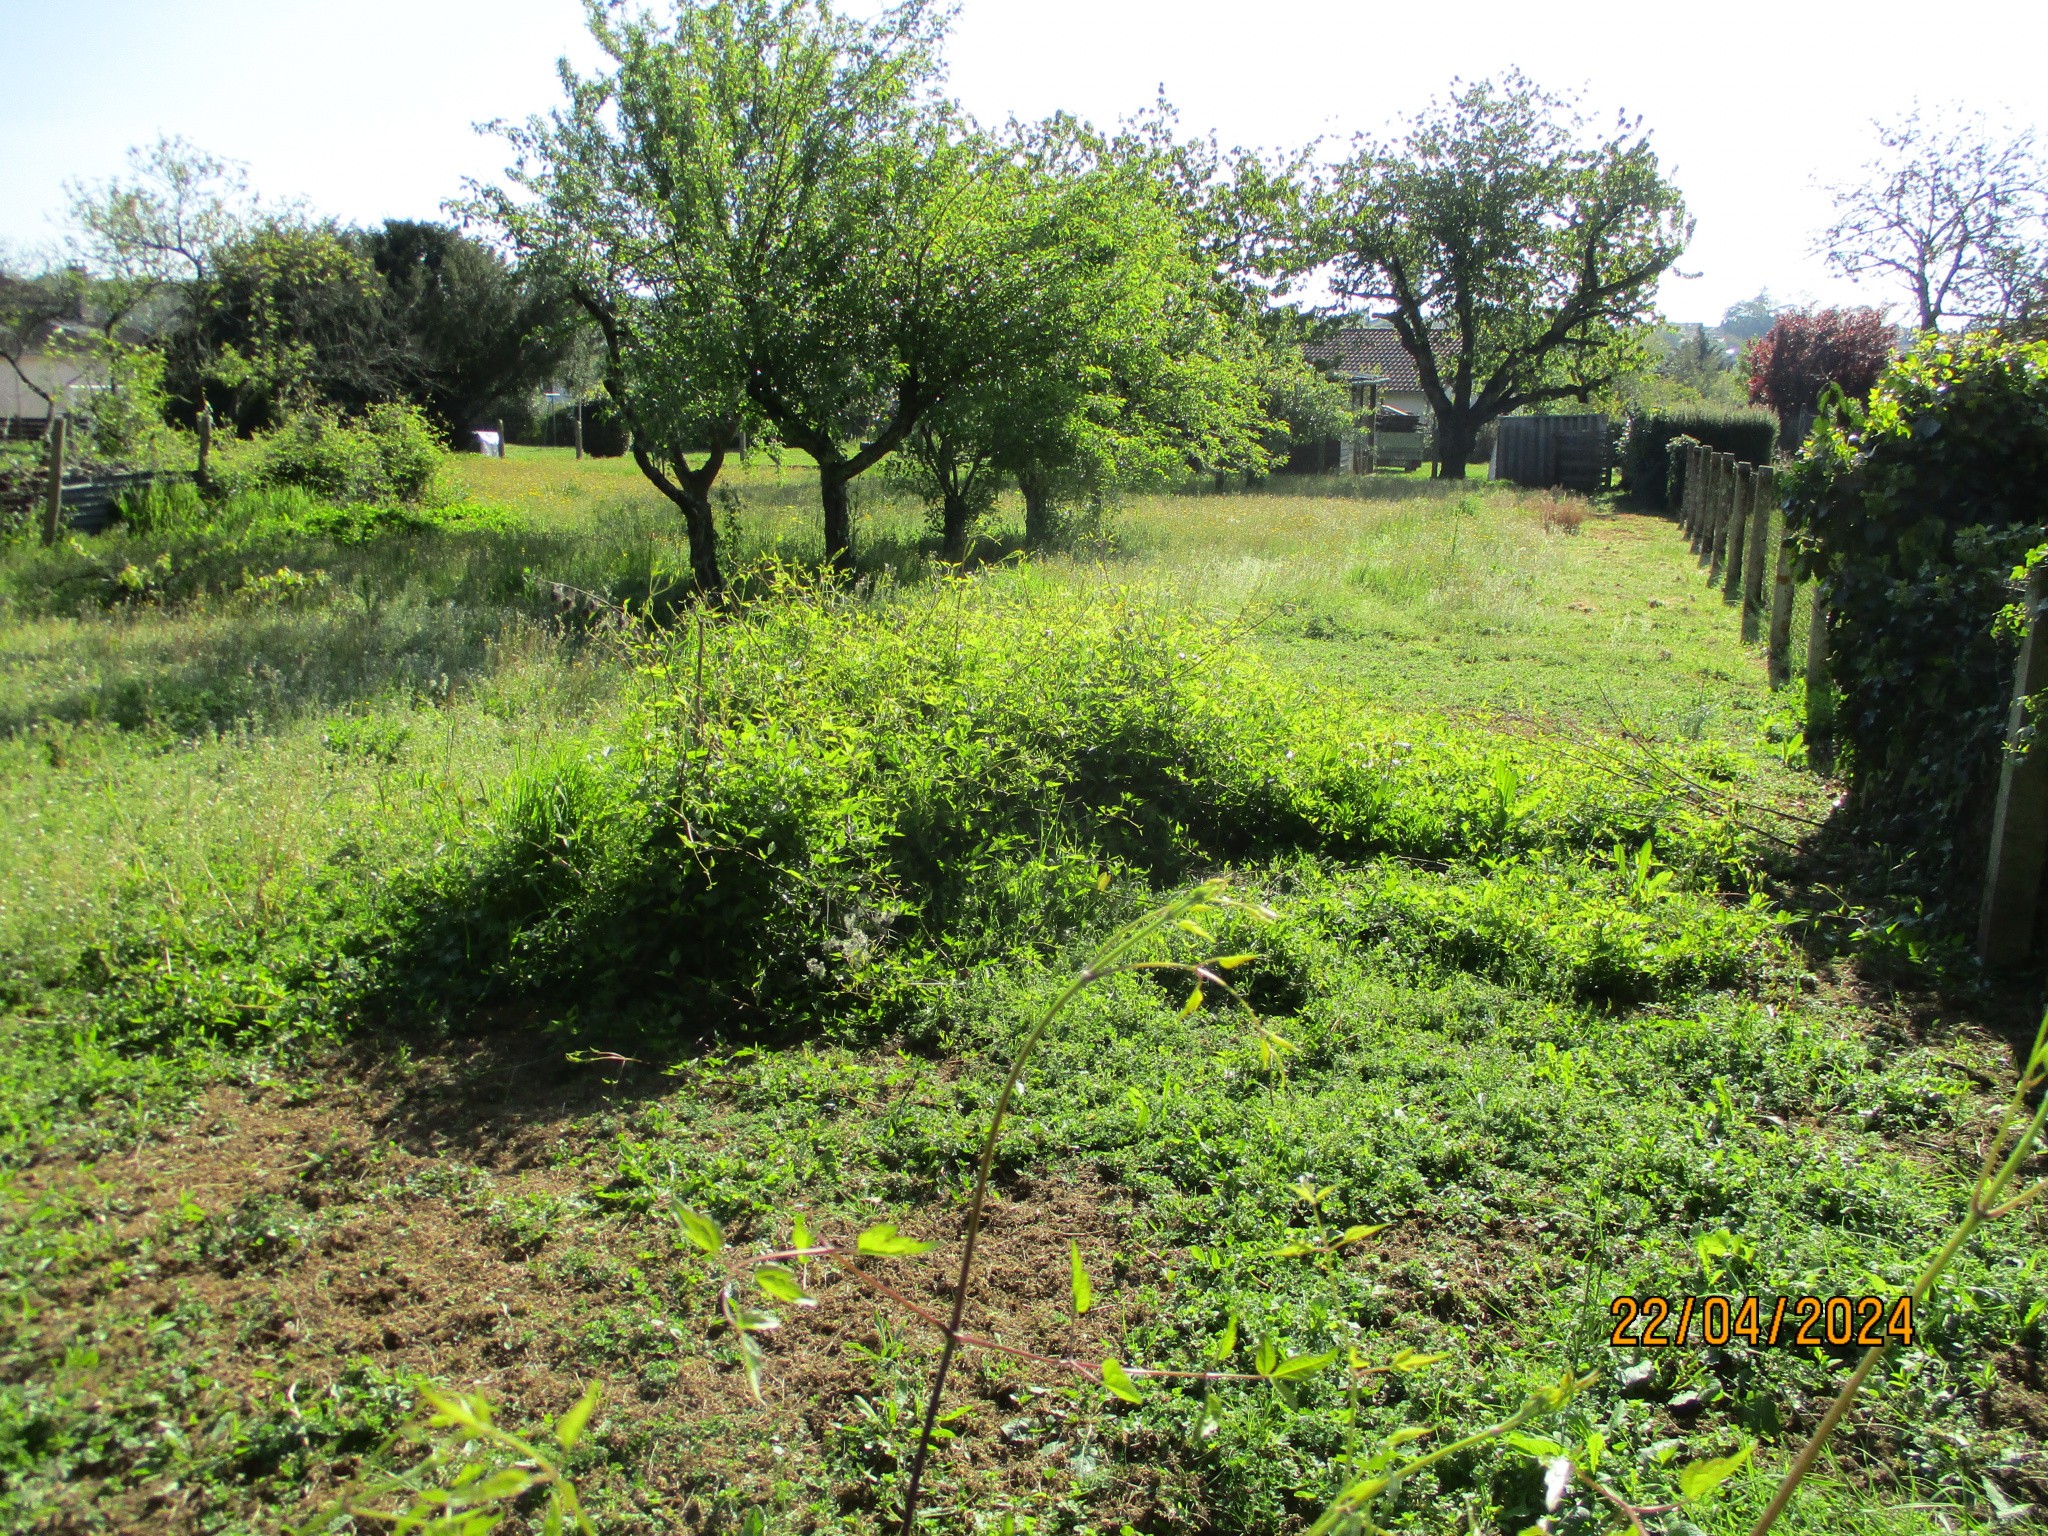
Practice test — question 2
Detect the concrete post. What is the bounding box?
[1804,582,1833,764]
[1723,462,1753,602]
[1766,474,1798,688]
[1979,562,2048,967]
[1742,464,1773,639]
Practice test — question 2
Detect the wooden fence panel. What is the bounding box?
[1491,415,1609,492]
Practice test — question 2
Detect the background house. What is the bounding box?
[1300,320,1452,472]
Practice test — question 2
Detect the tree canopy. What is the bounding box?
[1317,72,1691,477]
[1820,106,2048,333]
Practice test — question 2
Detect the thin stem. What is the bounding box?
[896,884,1239,1535]
[1748,1012,2047,1536]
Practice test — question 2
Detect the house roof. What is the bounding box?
[1305,325,1453,394]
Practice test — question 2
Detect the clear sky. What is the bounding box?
[4,0,2043,325]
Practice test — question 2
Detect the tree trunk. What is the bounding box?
[817,464,855,570]
[1435,417,1477,480]
[631,443,723,592]
[1021,474,1056,551]
[940,487,971,563]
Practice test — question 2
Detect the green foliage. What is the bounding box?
[1320,71,1692,474]
[371,571,1770,1038]
[1622,409,1777,507]
[223,402,445,505]
[1782,333,2048,895]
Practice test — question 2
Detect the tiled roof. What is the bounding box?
[1305,326,1453,393]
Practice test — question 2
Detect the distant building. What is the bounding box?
[1301,320,1453,473]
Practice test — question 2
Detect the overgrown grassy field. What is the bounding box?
[0,452,2038,1536]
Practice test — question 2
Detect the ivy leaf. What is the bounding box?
[856,1222,935,1257]
[1100,1358,1143,1403]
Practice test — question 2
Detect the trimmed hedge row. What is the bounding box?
[1784,336,2048,901]
[1621,410,1778,508]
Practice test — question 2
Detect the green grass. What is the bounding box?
[0,453,2034,1536]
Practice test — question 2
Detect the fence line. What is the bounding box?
[1673,440,1823,705]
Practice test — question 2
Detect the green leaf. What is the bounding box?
[1505,1432,1567,1459]
[754,1264,814,1307]
[674,1206,724,1256]
[1100,1358,1143,1403]
[1207,1315,1238,1364]
[1254,1338,1279,1377]
[553,1383,600,1450]
[471,1468,539,1501]
[791,1214,811,1251]
[1335,1223,1389,1247]
[735,1331,766,1402]
[1386,1426,1431,1448]
[1269,1349,1339,1381]
[1677,1443,1751,1502]
[1388,1348,1448,1373]
[1212,953,1259,969]
[1179,986,1204,1018]
[856,1222,935,1257]
[1068,1241,1093,1316]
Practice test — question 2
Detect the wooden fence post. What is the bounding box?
[1804,582,1833,763]
[1741,464,1772,638]
[1766,472,1797,686]
[40,417,65,547]
[1722,462,1752,602]
[1978,561,2048,966]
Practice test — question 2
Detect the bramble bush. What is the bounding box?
[367,568,1775,1042]
[1783,333,2048,900]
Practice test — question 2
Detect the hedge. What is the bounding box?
[1621,410,1778,508]
[1783,335,2048,902]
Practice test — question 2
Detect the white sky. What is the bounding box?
[4,0,2044,325]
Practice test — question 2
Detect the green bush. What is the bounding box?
[1784,334,2048,898]
[370,573,1769,1039]
[1621,409,1777,507]
[227,402,444,505]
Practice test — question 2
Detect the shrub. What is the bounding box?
[370,574,1770,1038]
[1783,334,2048,899]
[1620,410,1777,506]
[229,402,444,504]
[1746,307,1893,437]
